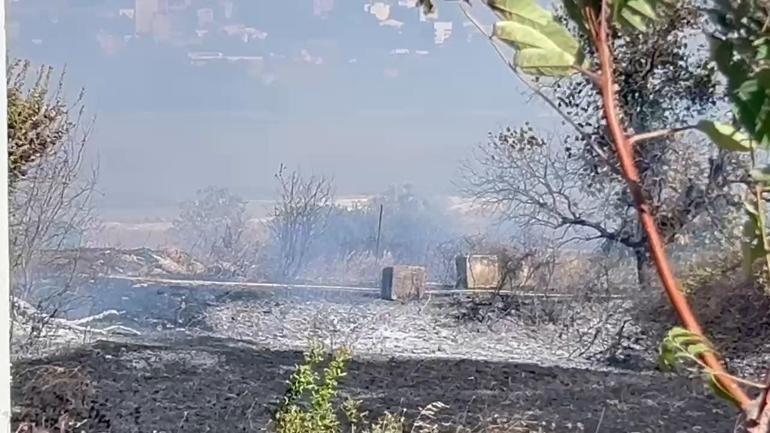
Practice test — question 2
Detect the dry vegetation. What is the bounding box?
[8,0,770,431]
[11,338,738,433]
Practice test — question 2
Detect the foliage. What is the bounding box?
[675,253,770,360]
[268,165,334,282]
[427,0,770,426]
[7,59,97,345]
[367,184,458,264]
[707,2,770,288]
[7,59,84,184]
[489,0,583,76]
[275,344,446,433]
[658,326,747,408]
[317,205,378,260]
[171,186,250,273]
[290,184,458,283]
[276,343,352,433]
[462,0,745,288]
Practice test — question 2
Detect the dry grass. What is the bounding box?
[13,365,97,433]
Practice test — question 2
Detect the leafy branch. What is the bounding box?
[424,0,770,428]
[659,327,767,407]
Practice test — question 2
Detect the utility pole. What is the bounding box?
[374,204,383,261]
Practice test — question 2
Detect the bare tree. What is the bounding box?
[268,165,334,282]
[461,2,747,288]
[171,186,251,276]
[462,125,636,247]
[7,59,98,342]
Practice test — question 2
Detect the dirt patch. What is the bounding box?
[12,337,736,433]
[36,248,208,279]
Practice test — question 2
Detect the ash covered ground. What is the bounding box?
[32,278,646,368]
[11,278,746,432]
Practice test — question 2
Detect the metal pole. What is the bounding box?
[0,0,12,429]
[374,204,383,260]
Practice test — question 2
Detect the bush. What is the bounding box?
[275,344,446,433]
[632,251,770,366]
[276,343,352,433]
[681,257,770,358]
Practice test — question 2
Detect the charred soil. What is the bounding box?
[12,336,736,433]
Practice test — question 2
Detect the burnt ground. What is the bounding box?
[11,277,755,433]
[13,336,737,433]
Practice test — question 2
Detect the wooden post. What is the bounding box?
[374,204,383,261]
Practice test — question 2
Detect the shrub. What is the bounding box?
[275,344,446,433]
[275,343,351,433]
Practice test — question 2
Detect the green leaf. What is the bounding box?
[728,69,770,147]
[494,21,564,51]
[752,37,770,64]
[488,0,581,77]
[707,374,741,408]
[737,75,762,100]
[742,199,770,276]
[685,343,712,357]
[668,327,708,347]
[619,7,648,31]
[516,49,578,76]
[658,346,677,371]
[487,0,552,25]
[658,326,717,373]
[493,20,579,75]
[626,0,657,19]
[612,0,661,31]
[696,120,758,152]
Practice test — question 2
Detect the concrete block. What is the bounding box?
[455,255,501,289]
[381,265,426,301]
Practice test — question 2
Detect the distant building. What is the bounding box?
[434,21,452,44]
[188,51,224,61]
[367,2,389,21]
[223,0,234,19]
[135,0,159,34]
[152,12,173,41]
[313,0,334,17]
[135,0,171,35]
[167,0,191,11]
[118,8,135,20]
[197,7,214,28]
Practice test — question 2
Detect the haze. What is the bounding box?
[7,0,554,220]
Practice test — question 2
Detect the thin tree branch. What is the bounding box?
[459,1,612,163]
[588,0,751,410]
[574,65,601,85]
[628,125,698,147]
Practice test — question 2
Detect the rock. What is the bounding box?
[381,266,426,301]
[455,255,501,289]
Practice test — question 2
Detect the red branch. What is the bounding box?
[584,4,752,410]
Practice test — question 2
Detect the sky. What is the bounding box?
[7,0,556,217]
